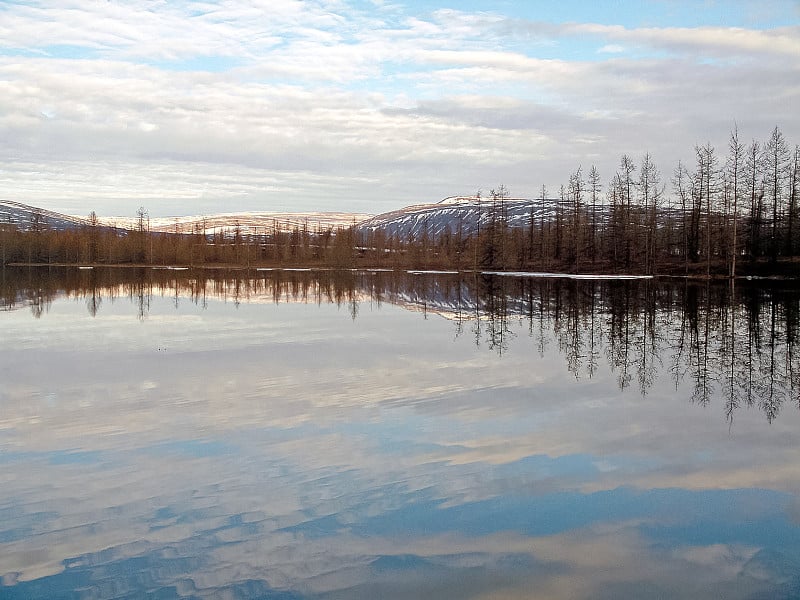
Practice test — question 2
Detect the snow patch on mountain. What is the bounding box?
[356,195,570,240]
[0,200,94,232]
[98,211,373,235]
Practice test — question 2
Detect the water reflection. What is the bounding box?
[3,267,797,422]
[1,267,800,599]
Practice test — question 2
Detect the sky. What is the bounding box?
[0,0,799,218]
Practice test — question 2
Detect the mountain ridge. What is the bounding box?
[2,197,570,239]
[1,195,648,243]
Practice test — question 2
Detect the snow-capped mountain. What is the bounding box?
[0,200,95,232]
[356,195,572,240]
[3,195,597,240]
[101,211,373,235]
[0,200,371,236]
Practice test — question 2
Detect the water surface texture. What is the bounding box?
[1,267,799,599]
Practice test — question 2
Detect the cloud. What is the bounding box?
[598,44,625,54]
[572,23,800,59]
[0,0,346,62]
[496,17,800,60]
[0,1,796,217]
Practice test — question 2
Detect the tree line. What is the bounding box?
[0,205,365,269]
[454,125,797,276]
[2,125,797,276]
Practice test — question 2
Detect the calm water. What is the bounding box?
[1,267,799,599]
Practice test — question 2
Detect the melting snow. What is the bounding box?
[482,271,654,280]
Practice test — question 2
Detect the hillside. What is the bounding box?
[0,200,96,232]
[0,200,372,236]
[100,211,373,235]
[2,196,581,241]
[356,196,573,240]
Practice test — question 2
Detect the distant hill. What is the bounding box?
[103,211,373,235]
[355,195,572,240]
[0,200,371,235]
[0,200,96,232]
[3,196,596,241]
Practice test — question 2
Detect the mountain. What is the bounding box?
[0,200,96,232]
[356,196,570,240]
[3,195,586,241]
[100,211,373,235]
[0,200,371,236]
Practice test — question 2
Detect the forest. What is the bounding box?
[1,126,798,277]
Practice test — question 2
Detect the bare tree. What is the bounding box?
[787,144,799,256]
[638,153,662,274]
[618,154,637,269]
[568,166,584,273]
[539,184,547,269]
[726,126,744,277]
[136,206,149,264]
[694,143,719,277]
[745,140,765,258]
[588,165,602,268]
[672,160,691,273]
[764,126,790,261]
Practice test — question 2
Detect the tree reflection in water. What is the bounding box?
[3,266,797,423]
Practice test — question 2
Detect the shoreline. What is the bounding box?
[5,262,798,282]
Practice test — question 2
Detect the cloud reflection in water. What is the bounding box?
[1,268,799,599]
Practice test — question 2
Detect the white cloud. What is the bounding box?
[570,23,800,59]
[598,44,625,54]
[0,1,796,216]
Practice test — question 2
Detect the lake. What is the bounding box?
[1,267,799,599]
